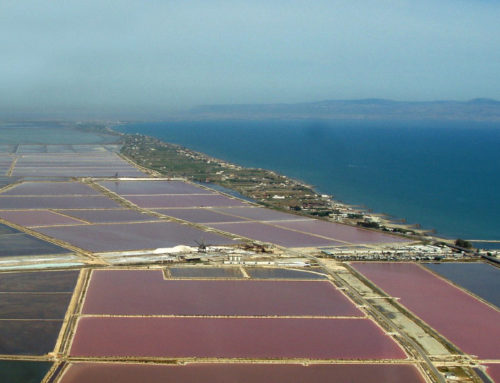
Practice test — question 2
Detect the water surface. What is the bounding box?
[0,360,51,383]
[425,262,500,308]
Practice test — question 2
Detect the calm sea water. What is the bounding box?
[120,120,500,242]
[425,263,500,308]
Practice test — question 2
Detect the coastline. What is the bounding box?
[117,119,500,244]
[109,126,450,247]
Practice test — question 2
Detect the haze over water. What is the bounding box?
[121,120,500,243]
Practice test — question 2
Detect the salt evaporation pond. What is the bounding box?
[425,262,500,308]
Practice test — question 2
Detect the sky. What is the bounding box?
[1,0,500,118]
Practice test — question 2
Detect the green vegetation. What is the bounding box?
[357,221,380,229]
[121,134,333,216]
[455,238,472,249]
[118,131,425,240]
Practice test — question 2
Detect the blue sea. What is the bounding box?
[119,119,500,244]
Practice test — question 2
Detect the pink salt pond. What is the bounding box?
[70,317,406,360]
[352,263,500,359]
[82,270,363,317]
[59,363,426,383]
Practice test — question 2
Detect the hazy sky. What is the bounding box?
[1,0,500,118]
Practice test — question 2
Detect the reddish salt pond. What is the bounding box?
[213,206,312,222]
[82,270,362,317]
[276,220,408,244]
[12,153,144,177]
[168,266,244,278]
[59,363,425,383]
[153,208,248,223]
[0,196,120,209]
[209,222,342,247]
[352,263,500,359]
[1,182,99,196]
[99,180,212,195]
[485,364,500,382]
[70,317,405,359]
[13,169,144,177]
[123,194,249,208]
[59,209,158,223]
[14,153,133,165]
[0,210,82,227]
[36,222,236,252]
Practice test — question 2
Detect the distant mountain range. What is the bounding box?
[187,98,500,121]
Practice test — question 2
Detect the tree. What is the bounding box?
[455,238,472,249]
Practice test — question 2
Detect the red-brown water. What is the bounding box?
[36,221,236,252]
[153,208,248,223]
[352,263,500,359]
[12,154,144,177]
[83,270,362,316]
[99,180,212,195]
[1,181,99,195]
[276,220,408,244]
[60,363,425,383]
[59,209,158,223]
[70,317,406,359]
[485,364,500,382]
[124,194,249,208]
[0,210,82,227]
[213,206,313,222]
[210,222,342,247]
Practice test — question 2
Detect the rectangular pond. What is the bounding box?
[0,270,78,355]
[0,196,121,209]
[12,169,145,177]
[153,208,248,223]
[0,293,73,319]
[209,222,343,247]
[275,220,408,244]
[36,222,237,252]
[0,270,79,292]
[213,206,311,222]
[123,194,249,208]
[70,317,406,359]
[168,266,244,278]
[59,363,425,383]
[12,153,144,177]
[245,267,328,280]
[59,209,158,224]
[82,270,362,317]
[1,182,99,196]
[99,180,212,195]
[424,262,500,309]
[352,263,500,359]
[0,360,52,383]
[0,232,70,257]
[0,210,83,227]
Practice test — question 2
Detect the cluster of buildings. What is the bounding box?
[321,244,466,262]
